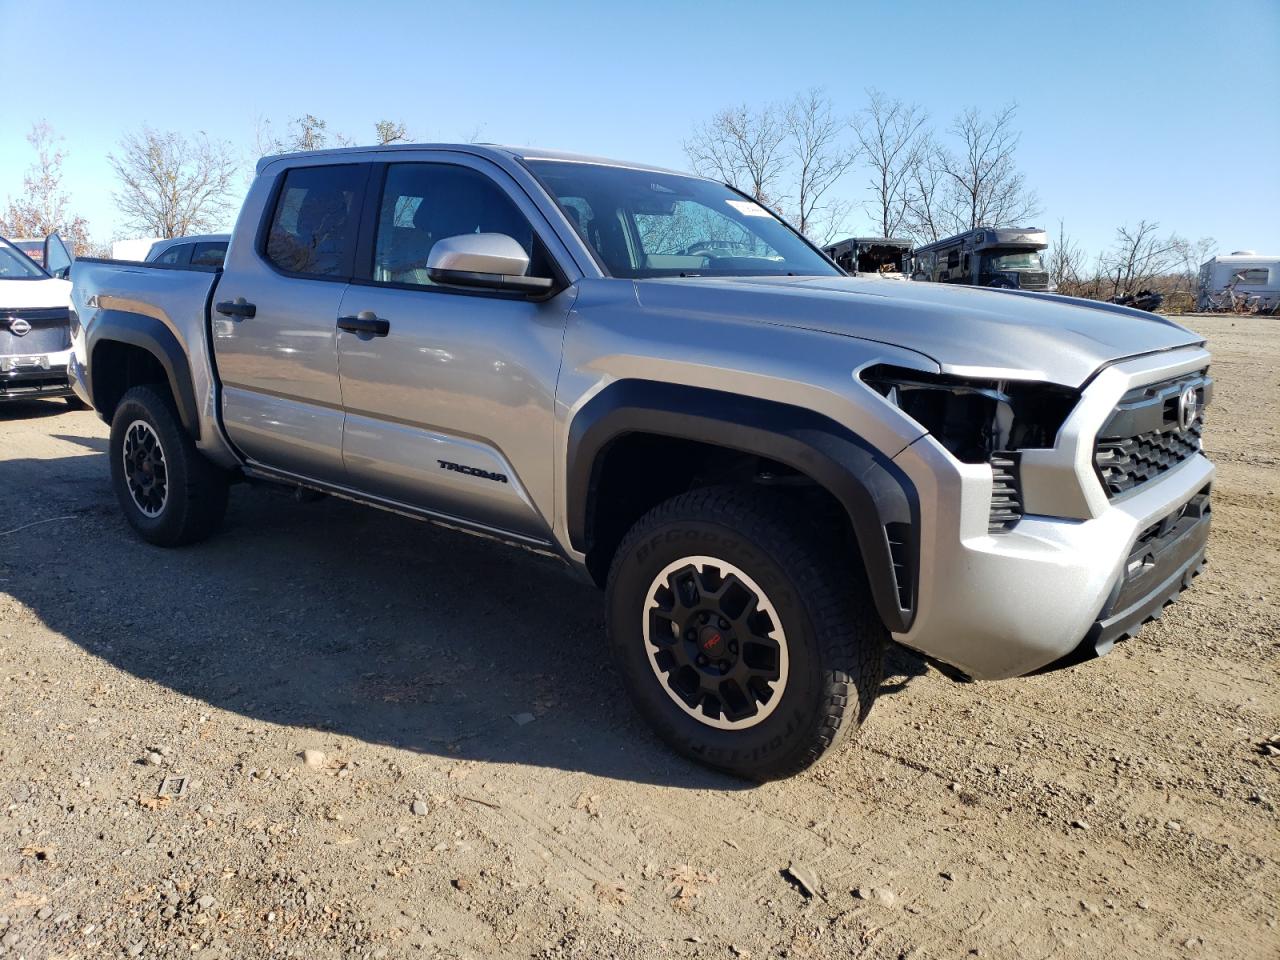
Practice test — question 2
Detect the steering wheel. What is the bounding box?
[677,243,719,258]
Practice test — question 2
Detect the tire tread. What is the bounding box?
[607,484,884,780]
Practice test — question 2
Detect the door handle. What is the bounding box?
[215,298,256,319]
[336,313,390,337]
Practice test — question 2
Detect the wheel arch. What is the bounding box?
[86,310,201,440]
[566,380,919,633]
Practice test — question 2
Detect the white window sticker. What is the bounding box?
[726,199,771,218]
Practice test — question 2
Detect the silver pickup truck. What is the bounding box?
[70,144,1214,780]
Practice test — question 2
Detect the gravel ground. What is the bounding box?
[0,315,1276,960]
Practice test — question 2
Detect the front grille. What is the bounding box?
[1017,271,1049,291]
[989,453,1022,531]
[1094,369,1211,497]
[0,306,71,356]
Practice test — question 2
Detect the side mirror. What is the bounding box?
[426,234,553,294]
[44,232,73,280]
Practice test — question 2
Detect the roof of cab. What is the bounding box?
[255,143,695,178]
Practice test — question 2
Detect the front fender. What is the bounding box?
[565,380,920,633]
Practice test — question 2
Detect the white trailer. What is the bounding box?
[1197,252,1280,312]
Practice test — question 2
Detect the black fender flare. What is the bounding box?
[86,310,201,440]
[566,380,919,633]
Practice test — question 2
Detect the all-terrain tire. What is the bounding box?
[606,485,885,781]
[109,384,229,546]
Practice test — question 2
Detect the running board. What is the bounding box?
[241,463,562,561]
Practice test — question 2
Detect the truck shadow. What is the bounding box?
[0,398,78,422]
[0,444,925,790]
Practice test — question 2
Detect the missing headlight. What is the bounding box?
[861,365,1078,464]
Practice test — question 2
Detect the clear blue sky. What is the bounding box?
[2,0,1277,259]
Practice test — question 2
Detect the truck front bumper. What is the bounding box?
[0,348,74,401]
[890,435,1214,682]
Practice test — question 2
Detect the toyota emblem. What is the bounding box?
[1177,385,1200,431]
[9,318,31,337]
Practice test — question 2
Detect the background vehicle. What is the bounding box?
[912,226,1050,290]
[1197,252,1280,313]
[70,145,1213,780]
[1110,289,1165,313]
[146,234,232,268]
[823,237,912,278]
[110,237,164,262]
[5,234,74,278]
[1,234,81,404]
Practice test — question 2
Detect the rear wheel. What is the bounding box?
[606,486,885,781]
[109,385,228,546]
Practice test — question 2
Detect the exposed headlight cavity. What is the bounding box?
[862,365,1078,464]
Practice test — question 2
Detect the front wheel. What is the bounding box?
[109,385,228,546]
[606,486,885,781]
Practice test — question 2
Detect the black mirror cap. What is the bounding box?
[426,267,555,296]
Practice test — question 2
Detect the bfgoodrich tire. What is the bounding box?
[109,384,228,547]
[606,486,885,781]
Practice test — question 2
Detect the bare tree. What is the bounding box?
[853,90,927,239]
[109,128,238,238]
[1101,220,1181,298]
[0,121,93,255]
[375,120,410,145]
[902,134,950,244]
[685,103,789,208]
[783,89,859,241]
[1172,235,1217,301]
[939,104,1040,232]
[252,115,285,157]
[1047,220,1090,296]
[289,114,329,151]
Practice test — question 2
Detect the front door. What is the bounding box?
[213,162,369,481]
[333,158,571,541]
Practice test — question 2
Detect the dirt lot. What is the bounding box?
[0,315,1276,960]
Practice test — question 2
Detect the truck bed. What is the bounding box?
[71,256,230,461]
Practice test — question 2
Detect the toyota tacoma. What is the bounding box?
[69,145,1213,779]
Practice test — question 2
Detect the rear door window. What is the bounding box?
[190,242,228,267]
[265,165,366,278]
[154,244,189,265]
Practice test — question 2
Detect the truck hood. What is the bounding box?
[0,277,72,309]
[635,275,1203,387]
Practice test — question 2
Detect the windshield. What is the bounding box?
[984,250,1044,272]
[0,239,48,279]
[526,160,839,279]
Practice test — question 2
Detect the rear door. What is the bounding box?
[213,161,370,481]
[332,155,572,540]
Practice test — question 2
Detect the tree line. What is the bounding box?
[684,89,1040,247]
[0,99,1216,310]
[0,114,414,253]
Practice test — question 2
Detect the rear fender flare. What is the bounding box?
[86,310,200,439]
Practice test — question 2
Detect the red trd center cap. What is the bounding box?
[698,625,728,657]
